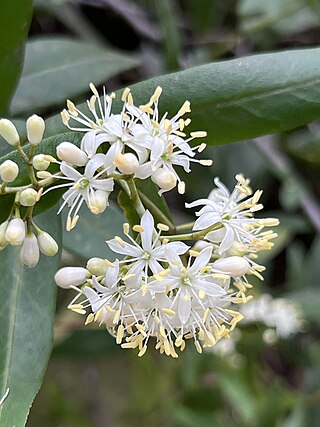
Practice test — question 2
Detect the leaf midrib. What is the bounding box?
[0,254,23,420]
[21,56,134,80]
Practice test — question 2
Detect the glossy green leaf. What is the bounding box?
[0,206,62,427]
[45,48,320,145]
[0,0,32,115]
[62,201,125,260]
[11,37,139,116]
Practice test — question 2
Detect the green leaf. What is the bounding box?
[0,206,62,427]
[45,48,320,145]
[62,201,125,260]
[11,37,139,116]
[0,0,32,115]
[219,372,257,424]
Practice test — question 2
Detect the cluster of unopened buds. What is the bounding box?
[0,84,279,356]
[0,115,58,266]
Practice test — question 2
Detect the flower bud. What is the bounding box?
[5,218,26,246]
[54,266,89,289]
[20,233,40,268]
[212,256,250,277]
[0,220,8,247]
[26,114,45,146]
[89,190,109,215]
[151,168,177,191]
[20,188,38,207]
[37,232,58,256]
[0,160,19,182]
[0,119,19,145]
[86,257,109,275]
[114,153,139,175]
[32,154,55,171]
[56,142,88,166]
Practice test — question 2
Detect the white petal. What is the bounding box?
[91,178,114,192]
[140,210,154,250]
[178,290,191,324]
[60,162,82,181]
[106,238,141,257]
[217,224,235,254]
[189,246,212,274]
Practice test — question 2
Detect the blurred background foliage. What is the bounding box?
[3,0,320,425]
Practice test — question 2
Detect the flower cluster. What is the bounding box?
[0,116,59,267]
[48,84,211,230]
[55,176,279,357]
[209,294,303,361]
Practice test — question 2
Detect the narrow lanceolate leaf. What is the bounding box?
[0,0,32,115]
[11,37,139,116]
[44,47,320,145]
[0,207,62,427]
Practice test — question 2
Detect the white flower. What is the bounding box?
[240,294,303,338]
[186,175,279,254]
[212,256,250,278]
[56,141,89,167]
[19,188,38,207]
[44,155,114,230]
[107,210,188,287]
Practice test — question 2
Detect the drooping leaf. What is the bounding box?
[44,48,320,145]
[62,201,125,260]
[0,0,32,115]
[11,37,139,116]
[0,206,62,427]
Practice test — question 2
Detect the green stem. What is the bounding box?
[175,221,195,232]
[126,179,146,218]
[161,223,223,242]
[15,144,38,187]
[138,190,175,231]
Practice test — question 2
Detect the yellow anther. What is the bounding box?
[162,238,170,245]
[133,225,144,233]
[121,87,130,101]
[138,345,147,357]
[197,143,206,153]
[194,340,202,354]
[184,118,191,126]
[36,187,44,202]
[190,131,207,138]
[202,308,210,323]
[177,100,191,117]
[157,223,169,232]
[178,181,185,194]
[162,308,176,316]
[85,313,95,325]
[179,119,185,131]
[189,250,200,257]
[199,159,213,166]
[199,290,206,299]
[116,324,125,344]
[89,82,99,96]
[61,109,70,125]
[123,223,130,234]
[150,86,162,103]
